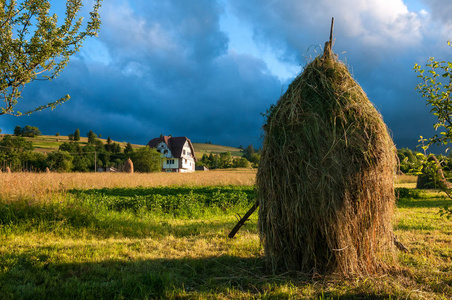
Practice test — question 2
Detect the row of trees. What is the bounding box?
[1,127,263,171]
[0,133,160,173]
[197,152,251,169]
[14,125,42,137]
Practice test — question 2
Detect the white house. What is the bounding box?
[147,136,196,172]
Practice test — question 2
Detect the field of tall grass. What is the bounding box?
[1,171,452,299]
[0,170,256,201]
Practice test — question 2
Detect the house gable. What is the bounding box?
[147,136,196,161]
[147,136,196,172]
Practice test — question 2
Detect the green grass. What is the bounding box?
[1,186,452,299]
[193,143,243,158]
[20,135,144,153]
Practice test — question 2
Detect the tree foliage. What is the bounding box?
[124,142,133,156]
[74,128,80,141]
[397,148,422,174]
[46,150,73,172]
[0,0,102,116]
[87,130,97,144]
[13,125,41,137]
[414,40,452,217]
[132,147,161,173]
[414,40,452,150]
[0,135,34,152]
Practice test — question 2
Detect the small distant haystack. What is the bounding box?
[6,167,11,173]
[257,30,397,276]
[124,158,134,173]
[45,167,51,173]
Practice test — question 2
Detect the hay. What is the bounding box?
[124,158,134,173]
[257,40,397,276]
[45,167,50,173]
[6,166,11,173]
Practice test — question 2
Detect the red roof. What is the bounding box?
[147,136,196,161]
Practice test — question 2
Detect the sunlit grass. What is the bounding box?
[0,170,257,201]
[1,172,452,298]
[395,174,418,189]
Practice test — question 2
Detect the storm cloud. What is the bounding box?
[1,0,451,150]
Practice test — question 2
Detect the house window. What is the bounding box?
[183,150,186,155]
[166,159,174,165]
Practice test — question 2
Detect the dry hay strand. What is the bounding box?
[257,41,397,276]
[124,158,134,173]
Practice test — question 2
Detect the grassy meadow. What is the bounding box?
[1,171,452,299]
[192,143,243,159]
[18,135,145,154]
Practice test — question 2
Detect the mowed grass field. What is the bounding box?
[192,143,243,159]
[1,171,452,299]
[18,135,144,154]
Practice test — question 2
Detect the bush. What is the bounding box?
[46,150,73,172]
[395,187,422,199]
[132,147,161,172]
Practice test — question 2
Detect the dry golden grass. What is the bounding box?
[0,169,257,200]
[395,174,418,189]
[0,171,418,201]
[395,174,418,184]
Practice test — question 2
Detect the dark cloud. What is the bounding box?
[226,0,441,149]
[1,0,449,151]
[1,0,282,148]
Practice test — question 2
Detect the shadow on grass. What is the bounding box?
[90,216,258,239]
[67,186,256,199]
[1,188,259,239]
[397,197,452,209]
[0,198,258,239]
[0,252,414,300]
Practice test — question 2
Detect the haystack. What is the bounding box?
[124,158,134,173]
[257,32,396,276]
[6,166,11,173]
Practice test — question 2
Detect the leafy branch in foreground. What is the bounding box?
[414,40,452,217]
[414,40,452,149]
[0,0,102,116]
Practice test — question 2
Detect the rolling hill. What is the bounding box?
[0,135,244,158]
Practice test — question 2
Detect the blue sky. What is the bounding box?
[1,0,451,149]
